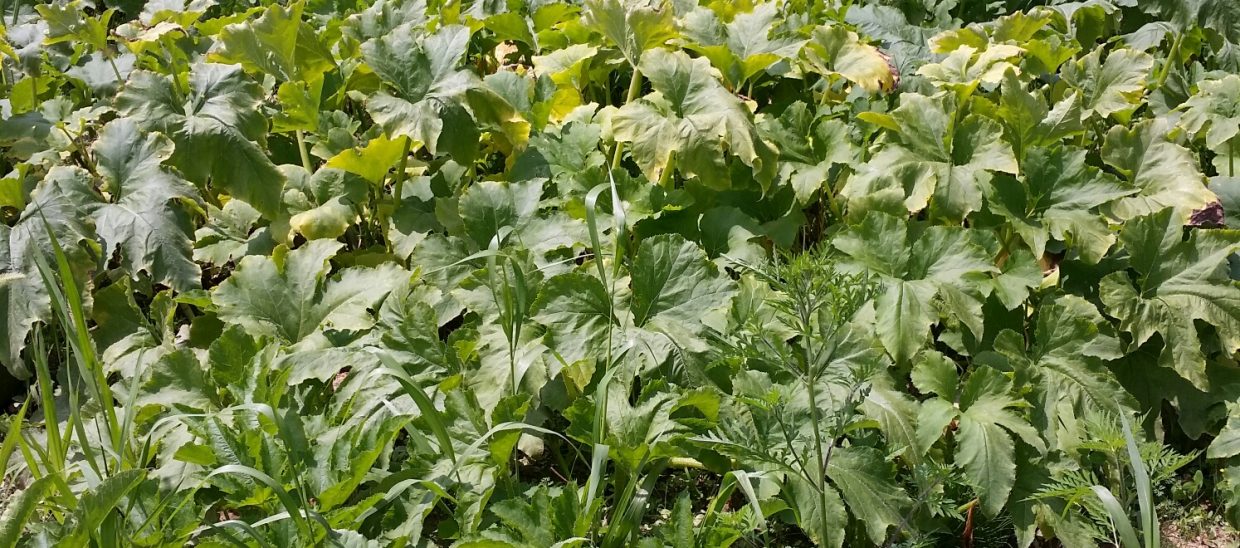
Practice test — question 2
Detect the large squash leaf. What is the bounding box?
[213,240,409,342]
[834,212,997,362]
[115,62,285,218]
[1101,119,1215,220]
[1061,47,1154,120]
[1178,74,1240,177]
[362,23,479,161]
[211,1,334,82]
[845,92,1017,221]
[993,296,1131,452]
[611,49,777,190]
[1100,208,1240,391]
[0,167,100,378]
[984,146,1133,263]
[683,3,803,89]
[92,118,201,292]
[582,0,676,68]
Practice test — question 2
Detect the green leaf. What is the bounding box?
[845,93,1017,220]
[612,49,777,190]
[783,473,847,548]
[1208,402,1240,459]
[37,1,112,51]
[984,147,1132,263]
[1100,208,1240,391]
[92,119,201,291]
[457,179,543,249]
[862,381,926,463]
[917,43,1023,90]
[759,102,857,204]
[136,349,214,411]
[1178,74,1240,177]
[994,295,1130,452]
[912,350,959,399]
[532,272,616,367]
[1061,47,1154,120]
[826,446,911,544]
[116,63,286,218]
[629,234,735,334]
[283,166,368,241]
[1179,75,1240,151]
[583,0,677,67]
[213,240,408,342]
[193,199,275,266]
[363,24,479,160]
[802,24,895,93]
[212,2,334,82]
[63,470,147,546]
[685,3,803,88]
[872,279,938,364]
[315,413,407,510]
[343,0,428,43]
[994,72,1084,158]
[956,417,1016,516]
[0,167,99,378]
[1101,120,1215,220]
[468,485,583,545]
[834,212,996,362]
[324,134,409,185]
[954,366,1036,516]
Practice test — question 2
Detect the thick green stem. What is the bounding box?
[805,375,832,545]
[658,151,676,188]
[104,50,123,84]
[1156,32,1183,90]
[380,136,413,254]
[611,69,643,169]
[1230,139,1235,178]
[295,130,313,173]
[799,305,831,545]
[391,136,412,208]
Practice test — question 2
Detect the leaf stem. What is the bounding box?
[295,130,313,173]
[657,151,675,188]
[391,136,412,208]
[104,48,123,84]
[1230,139,1235,178]
[611,69,643,169]
[1155,32,1183,90]
[798,302,832,545]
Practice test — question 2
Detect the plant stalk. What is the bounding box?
[295,130,313,173]
[800,302,832,545]
[1156,32,1183,90]
[611,69,643,168]
[391,136,412,208]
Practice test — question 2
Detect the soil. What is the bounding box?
[0,476,15,514]
[1162,519,1240,548]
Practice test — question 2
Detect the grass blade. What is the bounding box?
[206,465,310,539]
[0,399,29,480]
[1091,485,1142,548]
[1120,412,1156,548]
[366,356,458,467]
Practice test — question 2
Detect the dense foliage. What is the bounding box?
[3,0,1240,545]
